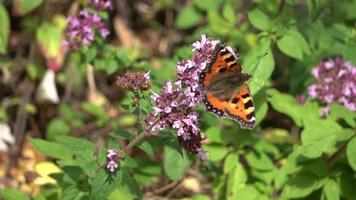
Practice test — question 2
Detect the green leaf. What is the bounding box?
[46,119,70,140]
[226,162,247,199]
[301,120,342,158]
[13,0,43,16]
[229,185,261,200]
[176,6,203,29]
[109,130,133,140]
[81,102,109,120]
[224,153,238,174]
[30,139,72,160]
[54,135,95,152]
[346,137,356,170]
[281,172,320,198]
[205,127,223,143]
[245,151,275,171]
[323,179,340,200]
[0,188,30,200]
[122,156,138,168]
[36,17,66,58]
[339,171,356,199]
[204,143,228,161]
[61,185,85,200]
[243,38,274,95]
[342,42,356,65]
[277,35,303,59]
[90,168,123,200]
[248,9,272,31]
[194,0,223,11]
[138,141,155,158]
[163,146,191,180]
[223,3,236,24]
[287,29,311,55]
[329,103,356,128]
[267,89,303,126]
[0,4,10,54]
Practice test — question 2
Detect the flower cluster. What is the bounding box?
[63,6,110,50]
[106,148,122,172]
[308,57,356,111]
[116,71,151,92]
[146,35,219,160]
[88,0,113,11]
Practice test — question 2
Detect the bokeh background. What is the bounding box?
[0,0,355,199]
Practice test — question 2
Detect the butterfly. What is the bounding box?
[199,42,256,129]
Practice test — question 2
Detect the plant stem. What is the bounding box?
[123,119,159,154]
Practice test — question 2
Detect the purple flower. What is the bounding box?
[296,95,306,105]
[321,107,330,117]
[106,148,122,172]
[64,9,110,50]
[88,0,113,11]
[308,57,356,111]
[116,71,151,92]
[146,34,219,159]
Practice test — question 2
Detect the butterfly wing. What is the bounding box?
[200,43,255,129]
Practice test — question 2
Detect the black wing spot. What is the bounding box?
[220,50,229,56]
[241,93,250,99]
[219,68,227,73]
[231,98,239,104]
[229,63,238,68]
[247,111,255,120]
[225,56,235,63]
[244,100,254,109]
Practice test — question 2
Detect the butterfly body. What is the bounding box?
[199,43,256,129]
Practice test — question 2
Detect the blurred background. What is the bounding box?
[0,0,355,199]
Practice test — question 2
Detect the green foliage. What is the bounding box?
[13,0,44,16]
[0,4,9,54]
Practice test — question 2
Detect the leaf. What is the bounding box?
[138,141,154,158]
[229,185,261,200]
[224,153,238,174]
[267,89,303,126]
[46,119,70,140]
[301,119,342,158]
[54,135,95,152]
[248,9,272,31]
[346,137,356,170]
[243,38,274,95]
[0,4,10,54]
[61,185,85,200]
[245,151,275,171]
[13,0,43,16]
[205,127,223,143]
[36,17,66,58]
[226,162,247,199]
[122,156,138,168]
[328,103,356,128]
[281,172,320,198]
[0,188,30,200]
[323,179,340,200]
[342,42,356,65]
[81,102,109,120]
[163,146,191,180]
[33,161,61,185]
[109,130,133,140]
[277,34,303,59]
[287,29,311,55]
[223,3,235,24]
[30,139,72,160]
[90,168,123,200]
[204,143,228,161]
[176,6,203,29]
[194,0,223,11]
[339,171,356,199]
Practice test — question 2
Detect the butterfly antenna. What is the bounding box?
[247,51,269,88]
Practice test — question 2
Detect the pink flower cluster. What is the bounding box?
[106,148,122,172]
[308,57,356,111]
[146,35,220,160]
[63,1,112,50]
[116,71,151,92]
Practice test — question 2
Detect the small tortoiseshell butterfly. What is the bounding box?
[199,42,256,129]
